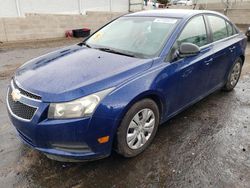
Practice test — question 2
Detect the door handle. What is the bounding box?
[205,58,213,66]
[229,46,236,51]
[182,68,193,77]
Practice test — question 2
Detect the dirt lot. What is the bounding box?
[0,39,250,188]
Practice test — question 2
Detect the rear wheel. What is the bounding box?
[222,58,242,91]
[116,99,159,157]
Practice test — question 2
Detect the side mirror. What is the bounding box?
[179,43,200,57]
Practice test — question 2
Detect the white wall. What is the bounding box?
[0,0,131,17]
[21,0,79,15]
[82,0,129,13]
[111,0,129,12]
[83,0,111,12]
[0,0,19,17]
[0,12,124,42]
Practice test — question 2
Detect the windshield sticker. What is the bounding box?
[153,18,177,24]
[92,32,103,41]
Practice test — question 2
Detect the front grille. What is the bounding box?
[51,143,91,153]
[7,87,37,121]
[13,80,41,100]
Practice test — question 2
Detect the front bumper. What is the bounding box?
[8,111,116,161]
[6,82,117,161]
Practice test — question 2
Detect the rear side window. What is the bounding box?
[207,15,228,41]
[177,16,208,47]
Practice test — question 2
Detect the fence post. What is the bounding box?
[110,0,112,12]
[129,0,131,12]
[78,0,81,14]
[15,0,21,17]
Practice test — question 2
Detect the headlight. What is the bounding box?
[48,88,114,119]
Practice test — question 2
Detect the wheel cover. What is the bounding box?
[126,108,155,150]
[230,62,241,87]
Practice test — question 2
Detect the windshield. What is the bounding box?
[85,16,179,58]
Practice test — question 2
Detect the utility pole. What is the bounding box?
[78,0,82,14]
[110,0,112,12]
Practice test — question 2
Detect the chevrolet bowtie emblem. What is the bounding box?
[11,89,21,102]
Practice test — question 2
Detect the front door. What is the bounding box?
[166,15,213,115]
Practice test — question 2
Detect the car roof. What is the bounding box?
[125,9,224,19]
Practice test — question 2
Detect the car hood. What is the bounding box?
[15,45,153,102]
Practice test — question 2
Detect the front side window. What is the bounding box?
[167,15,208,62]
[207,15,228,41]
[177,15,208,47]
[86,17,179,58]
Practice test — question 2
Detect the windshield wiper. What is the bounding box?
[80,42,92,48]
[95,47,135,57]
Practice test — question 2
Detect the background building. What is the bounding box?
[0,0,144,17]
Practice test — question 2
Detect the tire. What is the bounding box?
[222,58,242,91]
[115,99,160,158]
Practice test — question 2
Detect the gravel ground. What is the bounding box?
[0,39,249,188]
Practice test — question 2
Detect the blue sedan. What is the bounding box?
[7,9,247,161]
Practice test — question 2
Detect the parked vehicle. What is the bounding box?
[148,0,159,8]
[177,0,193,6]
[246,26,250,41]
[7,9,247,161]
[172,0,180,5]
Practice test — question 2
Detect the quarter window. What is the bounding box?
[207,15,228,41]
[226,21,234,36]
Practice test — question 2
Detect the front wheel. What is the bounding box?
[115,99,159,157]
[222,58,242,91]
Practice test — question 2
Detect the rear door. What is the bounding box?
[205,15,238,91]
